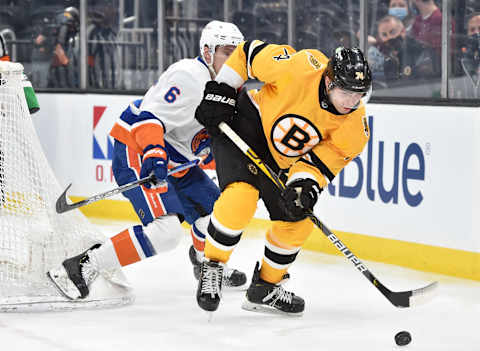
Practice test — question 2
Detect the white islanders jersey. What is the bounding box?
[110,57,212,165]
[140,57,212,162]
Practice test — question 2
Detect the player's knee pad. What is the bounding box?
[213,182,259,231]
[143,215,183,253]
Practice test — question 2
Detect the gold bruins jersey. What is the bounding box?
[217,40,370,188]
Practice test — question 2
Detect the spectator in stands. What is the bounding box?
[48,6,80,88]
[367,0,414,82]
[450,13,480,98]
[388,0,414,33]
[372,15,439,85]
[411,0,450,57]
[31,7,58,89]
[87,8,118,89]
[367,38,386,85]
[467,12,480,37]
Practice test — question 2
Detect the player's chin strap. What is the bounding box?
[208,64,216,80]
[218,121,438,308]
[204,49,217,80]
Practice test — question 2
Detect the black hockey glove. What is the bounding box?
[281,178,322,220]
[194,81,237,136]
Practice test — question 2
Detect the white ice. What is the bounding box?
[1,220,479,351]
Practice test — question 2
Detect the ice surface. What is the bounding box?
[1,220,478,351]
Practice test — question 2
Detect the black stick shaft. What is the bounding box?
[218,122,436,308]
[56,159,199,213]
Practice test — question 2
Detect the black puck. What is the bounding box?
[395,331,412,346]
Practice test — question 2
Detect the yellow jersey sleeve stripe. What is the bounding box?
[311,142,351,179]
[243,40,269,79]
[306,151,335,182]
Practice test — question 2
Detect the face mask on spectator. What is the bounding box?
[379,36,404,55]
[471,33,480,48]
[461,33,480,76]
[464,33,480,62]
[388,7,408,20]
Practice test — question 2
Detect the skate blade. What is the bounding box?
[223,283,248,292]
[206,311,214,323]
[241,300,303,317]
[46,266,82,300]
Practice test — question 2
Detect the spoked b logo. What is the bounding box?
[270,114,321,157]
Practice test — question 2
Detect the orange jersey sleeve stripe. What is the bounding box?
[127,146,141,174]
[131,123,165,152]
[110,123,142,154]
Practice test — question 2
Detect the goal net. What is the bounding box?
[0,61,134,311]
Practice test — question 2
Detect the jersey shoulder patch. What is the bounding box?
[300,49,328,71]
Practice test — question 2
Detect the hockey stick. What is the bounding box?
[56,159,200,214]
[218,121,437,308]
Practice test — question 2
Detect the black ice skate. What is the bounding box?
[188,245,203,280]
[47,243,101,300]
[242,262,305,316]
[189,245,247,289]
[196,259,224,312]
[222,265,247,289]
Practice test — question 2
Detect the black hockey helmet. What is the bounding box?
[325,46,372,93]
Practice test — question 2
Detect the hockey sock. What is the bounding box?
[88,239,122,271]
[103,217,182,268]
[204,213,244,263]
[191,221,207,253]
[259,219,313,283]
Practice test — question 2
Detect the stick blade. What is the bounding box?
[56,183,73,214]
[409,281,438,307]
[389,281,438,308]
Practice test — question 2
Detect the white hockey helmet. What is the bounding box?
[199,20,244,71]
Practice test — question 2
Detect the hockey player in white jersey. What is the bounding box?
[47,21,247,300]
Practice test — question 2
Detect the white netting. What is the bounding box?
[0,61,134,311]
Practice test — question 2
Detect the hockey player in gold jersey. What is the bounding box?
[194,41,372,315]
